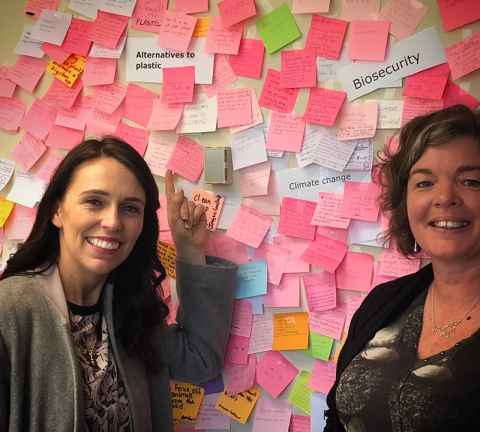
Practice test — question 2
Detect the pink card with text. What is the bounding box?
[161,66,195,104]
[166,135,204,182]
[278,197,317,240]
[280,48,316,88]
[304,87,346,127]
[335,251,373,292]
[303,272,337,312]
[306,15,348,59]
[256,351,299,398]
[259,69,299,113]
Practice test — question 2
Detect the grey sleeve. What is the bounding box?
[154,256,237,384]
[0,332,10,431]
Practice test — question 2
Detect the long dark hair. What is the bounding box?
[2,137,168,369]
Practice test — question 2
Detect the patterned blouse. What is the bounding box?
[336,291,480,432]
[68,301,131,432]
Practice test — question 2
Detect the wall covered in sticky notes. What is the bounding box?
[0,0,479,431]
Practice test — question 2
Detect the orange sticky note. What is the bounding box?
[170,381,205,422]
[157,241,176,279]
[348,20,390,62]
[273,312,309,351]
[47,54,86,88]
[215,387,261,424]
[193,16,210,37]
[192,189,225,231]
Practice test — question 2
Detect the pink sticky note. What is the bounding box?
[219,0,256,28]
[0,67,16,98]
[205,17,243,55]
[25,0,59,17]
[42,79,82,110]
[45,125,84,150]
[83,58,116,87]
[342,181,380,222]
[316,226,348,244]
[161,66,195,104]
[253,398,292,432]
[93,82,127,114]
[290,415,311,432]
[42,43,70,64]
[239,160,271,197]
[293,0,330,14]
[303,272,336,312]
[336,252,373,292]
[225,334,250,365]
[148,98,183,131]
[226,205,273,248]
[337,102,378,141]
[378,248,421,278]
[224,355,256,394]
[272,235,310,273]
[311,192,350,229]
[309,361,336,394]
[12,133,47,171]
[401,96,443,126]
[201,54,238,98]
[231,300,253,337]
[166,135,204,182]
[306,15,348,60]
[339,0,380,20]
[174,0,208,13]
[4,204,37,241]
[191,189,225,231]
[31,149,63,182]
[156,11,196,52]
[304,87,346,127]
[0,97,26,132]
[266,112,305,152]
[60,17,92,56]
[256,351,299,398]
[56,104,88,132]
[379,0,428,39]
[264,274,300,308]
[443,81,479,110]
[205,232,250,264]
[8,56,46,93]
[348,20,390,62]
[278,198,317,241]
[280,48,316,88]
[89,11,128,49]
[309,309,346,339]
[259,69,299,113]
[438,0,480,32]
[253,243,289,286]
[228,39,265,79]
[403,64,450,100]
[217,88,252,128]
[144,137,174,178]
[445,32,480,81]
[249,312,273,353]
[196,393,231,430]
[124,84,155,128]
[86,104,124,136]
[21,100,57,140]
[301,234,347,273]
[114,122,149,156]
[132,0,168,33]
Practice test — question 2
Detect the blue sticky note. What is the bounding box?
[235,260,268,299]
[311,392,328,431]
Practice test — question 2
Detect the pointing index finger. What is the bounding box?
[165,169,176,200]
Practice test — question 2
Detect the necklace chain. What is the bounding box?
[431,284,480,339]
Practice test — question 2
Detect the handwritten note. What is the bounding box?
[278,197,316,240]
[301,234,347,273]
[273,312,309,351]
[401,96,443,126]
[342,181,380,222]
[15,24,44,58]
[266,112,305,153]
[309,332,333,361]
[217,88,252,128]
[289,415,311,432]
[304,87,346,126]
[265,274,300,307]
[148,99,183,131]
[309,309,346,339]
[83,58,117,87]
[256,350,298,398]
[340,0,380,20]
[256,4,301,54]
[259,69,299,113]
[227,205,272,248]
[12,134,47,172]
[61,17,93,56]
[206,17,243,55]
[131,0,167,32]
[445,32,480,80]
[443,81,479,110]
[99,0,138,17]
[376,100,403,129]
[114,122,148,156]
[228,38,265,79]
[166,136,203,182]
[348,20,390,61]
[303,272,337,312]
[311,192,350,229]
[438,0,480,32]
[378,248,421,278]
[224,354,256,394]
[280,48,316,88]
[231,125,268,170]
[249,311,273,353]
[336,251,374,292]
[45,125,84,150]
[157,241,176,278]
[162,66,195,104]
[157,11,197,52]
[176,93,217,133]
[191,189,224,231]
[306,15,348,59]
[293,0,330,14]
[93,82,126,114]
[42,43,69,64]
[30,10,72,46]
[8,56,46,93]
[25,0,59,16]
[4,203,36,240]
[195,392,230,430]
[403,63,450,100]
[239,161,271,197]
[89,11,128,49]
[0,98,26,132]
[288,371,311,415]
[216,387,261,424]
[225,334,250,365]
[47,54,85,88]
[170,381,204,422]
[379,0,428,40]
[337,102,378,141]
[174,0,208,13]
[219,0,257,28]
[309,361,336,394]
[252,397,291,432]
[21,100,57,141]
[235,260,268,299]
[124,83,155,128]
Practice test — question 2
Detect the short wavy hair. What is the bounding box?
[378,104,480,256]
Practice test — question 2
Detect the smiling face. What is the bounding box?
[406,136,480,266]
[52,157,146,290]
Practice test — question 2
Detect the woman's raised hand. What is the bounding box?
[164,170,208,263]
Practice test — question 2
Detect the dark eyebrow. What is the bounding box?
[410,166,480,177]
[457,165,480,174]
[80,190,146,205]
[409,168,432,177]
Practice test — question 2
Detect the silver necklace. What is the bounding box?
[431,284,480,339]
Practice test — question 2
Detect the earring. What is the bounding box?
[413,240,418,253]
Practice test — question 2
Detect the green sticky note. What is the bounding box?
[309,332,334,361]
[288,371,312,415]
[256,4,301,54]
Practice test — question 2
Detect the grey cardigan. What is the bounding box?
[0,257,237,432]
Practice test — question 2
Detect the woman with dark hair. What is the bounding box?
[325,105,480,431]
[0,137,236,432]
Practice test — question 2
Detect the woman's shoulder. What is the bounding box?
[0,274,46,313]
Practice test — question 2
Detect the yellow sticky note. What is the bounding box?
[273,312,309,350]
[157,241,176,279]
[193,17,209,37]
[47,54,86,87]
[215,387,261,424]
[170,381,205,422]
[288,371,311,415]
[0,198,14,228]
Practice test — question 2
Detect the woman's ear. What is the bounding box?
[51,202,63,229]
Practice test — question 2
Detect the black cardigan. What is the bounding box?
[324,264,434,431]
